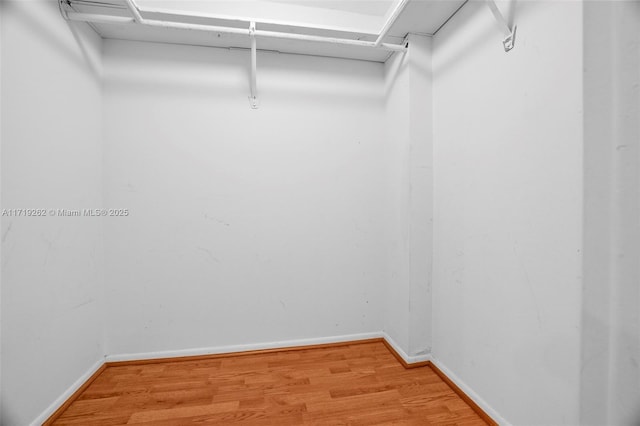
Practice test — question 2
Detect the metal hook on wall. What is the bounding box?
[486,0,517,52]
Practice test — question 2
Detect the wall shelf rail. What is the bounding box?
[59,0,410,108]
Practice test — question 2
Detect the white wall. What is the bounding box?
[0,1,104,424]
[0,2,4,422]
[582,1,640,425]
[432,1,584,424]
[383,34,433,360]
[102,40,388,356]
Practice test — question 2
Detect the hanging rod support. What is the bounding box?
[249,21,259,109]
[375,0,409,47]
[485,0,516,52]
[123,0,143,23]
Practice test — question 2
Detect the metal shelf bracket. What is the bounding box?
[486,0,517,52]
[502,25,517,52]
[248,21,259,109]
[59,0,410,108]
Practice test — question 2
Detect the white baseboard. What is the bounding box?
[382,331,432,364]
[105,332,384,363]
[430,356,509,426]
[30,358,104,426]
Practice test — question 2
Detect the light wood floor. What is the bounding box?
[52,341,487,425]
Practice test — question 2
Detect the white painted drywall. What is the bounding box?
[383,34,433,359]
[0,1,105,424]
[384,39,412,355]
[102,40,387,356]
[405,35,433,359]
[432,1,584,424]
[581,1,640,425]
[0,2,4,422]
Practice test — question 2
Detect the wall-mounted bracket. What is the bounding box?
[61,0,410,109]
[502,25,516,52]
[486,0,516,52]
[248,21,259,109]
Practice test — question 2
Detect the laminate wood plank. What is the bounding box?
[51,341,491,425]
[56,396,121,417]
[127,401,240,423]
[52,413,133,426]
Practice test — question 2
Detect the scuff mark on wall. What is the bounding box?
[71,299,95,310]
[196,246,219,263]
[2,222,13,242]
[41,227,64,266]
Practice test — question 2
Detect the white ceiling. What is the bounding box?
[69,0,467,62]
